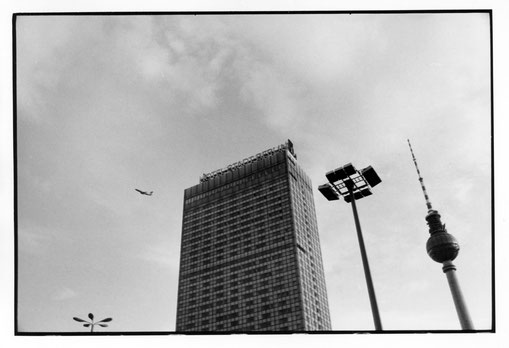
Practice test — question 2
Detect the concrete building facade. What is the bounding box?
[176,140,331,332]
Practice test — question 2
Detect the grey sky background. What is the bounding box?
[0,1,508,346]
[12,13,493,333]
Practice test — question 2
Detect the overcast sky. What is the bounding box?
[14,12,492,333]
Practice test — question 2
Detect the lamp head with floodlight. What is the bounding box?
[319,163,381,203]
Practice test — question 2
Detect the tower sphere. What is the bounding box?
[426,231,460,263]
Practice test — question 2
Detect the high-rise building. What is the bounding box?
[176,140,331,332]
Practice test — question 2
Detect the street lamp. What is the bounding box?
[73,313,113,333]
[319,163,383,331]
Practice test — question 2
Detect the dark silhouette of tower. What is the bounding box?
[408,139,474,330]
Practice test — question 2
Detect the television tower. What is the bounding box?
[407,139,474,330]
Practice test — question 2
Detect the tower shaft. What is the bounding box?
[442,261,474,330]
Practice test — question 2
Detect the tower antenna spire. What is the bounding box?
[407,139,433,211]
[407,139,474,330]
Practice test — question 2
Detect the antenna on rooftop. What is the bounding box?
[407,139,433,211]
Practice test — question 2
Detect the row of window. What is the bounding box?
[183,192,287,226]
[183,195,288,234]
[178,235,294,273]
[181,318,302,332]
[287,174,332,330]
[183,180,288,221]
[184,163,288,206]
[287,157,313,190]
[179,303,301,322]
[196,149,288,191]
[180,226,292,264]
[180,247,295,275]
[179,244,296,280]
[181,211,290,252]
[179,273,300,301]
[180,279,301,306]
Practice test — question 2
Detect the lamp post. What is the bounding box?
[73,313,113,333]
[319,163,383,331]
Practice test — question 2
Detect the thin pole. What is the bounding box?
[348,184,383,331]
[408,139,433,211]
[442,261,474,330]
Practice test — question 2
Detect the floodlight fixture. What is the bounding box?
[344,187,373,203]
[318,183,340,201]
[361,166,382,188]
[325,162,357,183]
[321,163,381,203]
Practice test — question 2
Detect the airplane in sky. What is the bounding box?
[135,189,153,196]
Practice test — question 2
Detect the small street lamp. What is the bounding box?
[319,162,383,331]
[73,313,113,333]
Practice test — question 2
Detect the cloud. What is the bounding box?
[52,287,78,301]
[15,14,491,331]
[137,243,177,269]
[18,227,52,255]
[17,16,228,124]
[236,59,305,130]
